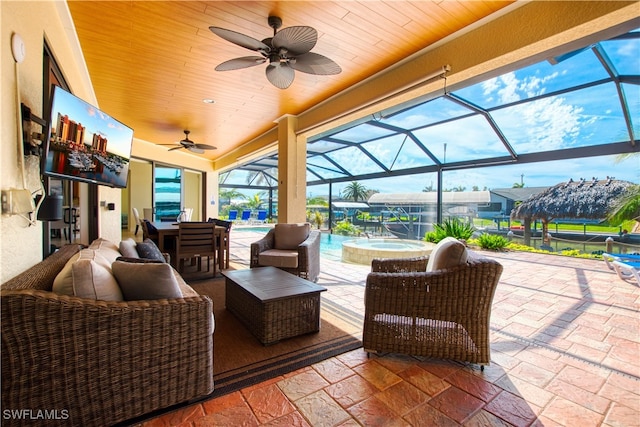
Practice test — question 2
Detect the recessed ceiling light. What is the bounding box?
[203,98,215,104]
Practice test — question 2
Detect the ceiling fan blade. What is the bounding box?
[187,146,205,154]
[168,146,184,151]
[290,52,342,75]
[265,63,295,89]
[194,143,217,150]
[272,26,317,55]
[209,27,270,52]
[215,56,266,71]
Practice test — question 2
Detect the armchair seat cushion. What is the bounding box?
[259,249,299,268]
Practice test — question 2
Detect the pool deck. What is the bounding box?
[148,228,640,426]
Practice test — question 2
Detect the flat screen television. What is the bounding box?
[42,84,133,189]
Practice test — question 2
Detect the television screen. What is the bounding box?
[42,85,133,188]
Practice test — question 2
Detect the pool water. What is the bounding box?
[239,227,354,257]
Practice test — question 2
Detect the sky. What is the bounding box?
[49,86,134,158]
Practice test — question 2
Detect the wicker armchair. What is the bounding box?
[1,244,214,426]
[250,223,320,282]
[363,251,503,367]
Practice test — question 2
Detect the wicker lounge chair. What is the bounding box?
[363,240,503,368]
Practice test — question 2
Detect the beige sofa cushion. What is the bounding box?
[119,238,139,258]
[426,237,468,272]
[112,261,183,300]
[274,223,310,250]
[89,237,122,264]
[72,258,124,301]
[53,248,123,300]
[259,249,299,268]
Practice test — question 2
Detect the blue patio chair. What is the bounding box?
[240,210,251,223]
[254,210,267,224]
[228,210,238,221]
[602,252,640,271]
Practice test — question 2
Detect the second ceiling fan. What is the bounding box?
[160,130,216,154]
[209,15,341,89]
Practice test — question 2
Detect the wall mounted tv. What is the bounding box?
[42,85,133,189]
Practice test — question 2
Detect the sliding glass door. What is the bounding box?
[154,166,182,221]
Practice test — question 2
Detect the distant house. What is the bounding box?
[367,189,552,220]
[483,187,549,219]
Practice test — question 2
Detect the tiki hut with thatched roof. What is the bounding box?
[510,177,632,247]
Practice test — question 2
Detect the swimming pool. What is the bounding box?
[239,226,351,256]
[238,227,431,263]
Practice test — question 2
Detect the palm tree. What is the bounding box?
[341,181,368,202]
[245,193,264,210]
[608,184,640,229]
[219,189,246,206]
[609,154,640,231]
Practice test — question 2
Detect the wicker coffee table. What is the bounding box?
[222,267,327,345]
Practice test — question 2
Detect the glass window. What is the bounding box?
[492,82,630,152]
[154,166,181,221]
[412,115,508,163]
[600,37,640,76]
[329,123,396,143]
[325,146,386,175]
[454,48,609,110]
[307,154,349,180]
[361,134,436,170]
[381,97,472,129]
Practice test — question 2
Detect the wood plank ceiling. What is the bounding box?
[66,1,513,161]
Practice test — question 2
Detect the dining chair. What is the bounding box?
[176,222,217,276]
[131,207,142,235]
[143,208,154,222]
[141,219,159,244]
[208,218,232,269]
[183,208,193,222]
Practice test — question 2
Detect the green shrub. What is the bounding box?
[475,233,509,250]
[423,218,475,243]
[333,220,360,236]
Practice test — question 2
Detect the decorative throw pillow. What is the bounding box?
[426,236,468,272]
[136,238,166,262]
[112,261,183,300]
[72,258,124,301]
[52,252,82,296]
[119,238,139,258]
[274,223,310,250]
[116,256,163,264]
[88,237,121,264]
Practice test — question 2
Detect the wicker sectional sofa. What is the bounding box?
[1,240,214,426]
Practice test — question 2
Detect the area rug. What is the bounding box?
[189,273,363,398]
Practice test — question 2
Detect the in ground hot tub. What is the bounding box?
[341,238,435,265]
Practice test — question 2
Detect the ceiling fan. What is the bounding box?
[209,15,341,89]
[160,130,216,154]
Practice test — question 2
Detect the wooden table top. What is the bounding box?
[222,267,326,303]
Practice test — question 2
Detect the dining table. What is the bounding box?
[153,221,228,271]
